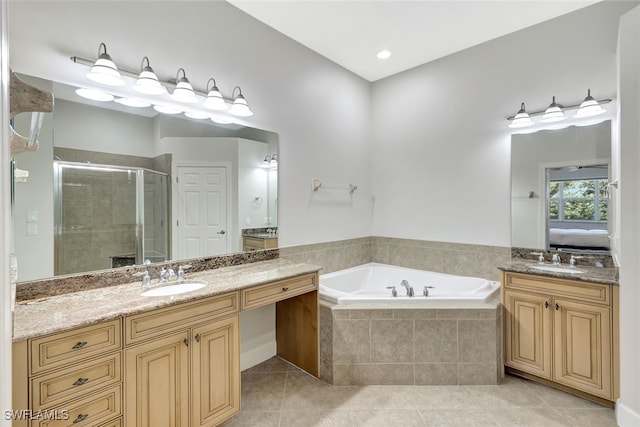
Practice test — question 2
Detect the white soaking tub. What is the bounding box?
[319,262,499,305]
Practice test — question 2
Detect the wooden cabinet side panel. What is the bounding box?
[12,340,29,427]
[276,289,319,377]
[191,316,240,427]
[124,332,190,427]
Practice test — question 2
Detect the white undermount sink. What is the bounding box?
[528,265,585,274]
[140,281,206,297]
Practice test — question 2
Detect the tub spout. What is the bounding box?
[400,280,414,297]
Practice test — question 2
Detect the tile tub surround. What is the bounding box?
[319,301,503,386]
[15,248,279,302]
[280,236,511,281]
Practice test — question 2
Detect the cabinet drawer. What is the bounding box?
[35,384,122,427]
[124,292,239,345]
[32,352,122,410]
[30,319,122,375]
[504,273,610,305]
[97,419,121,427]
[242,273,317,310]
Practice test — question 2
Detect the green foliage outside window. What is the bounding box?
[548,178,608,222]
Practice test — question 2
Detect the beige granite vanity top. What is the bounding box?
[13,259,321,342]
[499,260,618,285]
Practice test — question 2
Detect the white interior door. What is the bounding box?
[176,165,229,259]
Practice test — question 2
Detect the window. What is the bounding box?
[548,178,608,222]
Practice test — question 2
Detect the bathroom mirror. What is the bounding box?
[11,74,278,282]
[511,120,611,253]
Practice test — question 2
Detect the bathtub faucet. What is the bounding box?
[400,280,414,297]
[386,286,398,298]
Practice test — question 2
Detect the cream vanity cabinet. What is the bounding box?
[502,271,619,404]
[124,291,240,427]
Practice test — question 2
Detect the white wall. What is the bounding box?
[371,2,632,247]
[616,5,640,425]
[237,138,269,231]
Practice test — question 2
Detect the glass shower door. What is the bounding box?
[54,162,138,275]
[142,170,169,264]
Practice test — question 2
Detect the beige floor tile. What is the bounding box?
[280,410,349,426]
[554,408,618,427]
[283,372,360,410]
[240,372,287,411]
[465,378,547,408]
[347,410,426,426]
[412,386,484,409]
[519,378,606,409]
[243,356,300,374]
[487,408,571,426]
[220,410,281,426]
[418,408,499,426]
[342,385,417,410]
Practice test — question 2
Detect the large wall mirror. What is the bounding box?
[511,120,611,254]
[12,74,278,282]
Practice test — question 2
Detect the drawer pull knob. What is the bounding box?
[71,341,88,350]
[72,377,89,387]
[544,301,549,309]
[282,287,289,292]
[184,337,189,347]
[195,334,201,343]
[555,303,560,311]
[73,413,89,424]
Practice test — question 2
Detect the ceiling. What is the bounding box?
[228,0,601,82]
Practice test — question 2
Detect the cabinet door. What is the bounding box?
[504,290,552,379]
[125,332,190,427]
[553,299,612,399]
[191,316,240,427]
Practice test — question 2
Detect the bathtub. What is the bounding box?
[319,263,500,304]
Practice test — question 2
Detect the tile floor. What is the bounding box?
[222,357,617,427]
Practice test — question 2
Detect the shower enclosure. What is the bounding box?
[54,161,169,275]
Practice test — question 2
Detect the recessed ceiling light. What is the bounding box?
[377,50,392,60]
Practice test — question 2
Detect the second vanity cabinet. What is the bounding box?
[502,271,618,403]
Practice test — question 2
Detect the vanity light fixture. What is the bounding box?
[114,97,151,108]
[75,87,115,102]
[86,43,125,87]
[203,78,227,111]
[541,96,566,123]
[508,103,533,128]
[377,49,392,60]
[170,68,198,103]
[229,86,253,117]
[153,104,183,115]
[574,89,605,118]
[134,57,165,95]
[262,154,278,168]
[211,116,233,125]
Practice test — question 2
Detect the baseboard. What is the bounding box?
[240,340,276,371]
[616,400,640,427]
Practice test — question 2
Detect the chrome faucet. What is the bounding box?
[531,252,545,264]
[177,264,192,281]
[386,286,398,297]
[133,270,151,287]
[569,255,584,268]
[159,266,176,283]
[423,285,434,297]
[552,253,561,266]
[400,280,414,297]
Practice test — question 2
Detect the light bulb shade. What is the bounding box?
[210,116,232,125]
[153,104,183,115]
[508,103,533,128]
[541,97,565,123]
[204,88,227,110]
[86,44,125,87]
[115,97,151,108]
[184,111,209,119]
[75,88,114,102]
[171,68,197,103]
[575,90,605,118]
[134,60,165,95]
[229,94,253,117]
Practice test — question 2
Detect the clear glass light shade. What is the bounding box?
[204,88,227,110]
[134,69,165,95]
[171,81,197,103]
[87,55,125,87]
[153,104,183,115]
[229,94,253,117]
[75,88,115,102]
[575,92,605,118]
[541,106,565,123]
[114,97,151,108]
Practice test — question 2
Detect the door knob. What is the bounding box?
[217,230,226,235]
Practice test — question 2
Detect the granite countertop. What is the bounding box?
[13,259,321,342]
[242,233,278,239]
[499,260,618,285]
